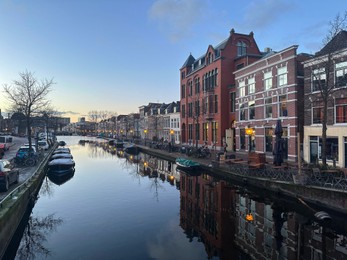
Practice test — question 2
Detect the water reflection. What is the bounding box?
[15,213,63,260]
[6,138,347,259]
[93,140,347,259]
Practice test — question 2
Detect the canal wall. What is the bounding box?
[139,146,347,216]
[0,148,54,259]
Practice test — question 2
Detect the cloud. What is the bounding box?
[57,111,80,116]
[242,0,294,30]
[148,0,207,42]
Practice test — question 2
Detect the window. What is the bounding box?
[214,68,218,86]
[181,105,185,118]
[181,84,185,99]
[249,101,255,120]
[181,71,185,79]
[188,103,193,117]
[239,81,245,97]
[312,107,323,124]
[264,71,272,90]
[336,61,347,88]
[265,97,272,118]
[248,77,255,94]
[188,81,193,96]
[211,122,218,143]
[188,124,193,140]
[279,95,288,117]
[277,66,287,87]
[203,123,208,142]
[265,128,273,152]
[195,77,200,94]
[230,92,236,112]
[194,101,200,117]
[195,123,200,141]
[237,41,247,56]
[214,95,218,113]
[240,128,245,150]
[240,103,246,121]
[312,68,326,92]
[336,98,347,123]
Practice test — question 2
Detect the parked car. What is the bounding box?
[38,140,49,150]
[15,146,38,166]
[0,159,19,191]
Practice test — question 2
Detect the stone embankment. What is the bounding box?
[0,142,55,259]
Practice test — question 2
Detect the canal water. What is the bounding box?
[4,136,347,259]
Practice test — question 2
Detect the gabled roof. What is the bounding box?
[316,30,347,56]
[181,54,195,69]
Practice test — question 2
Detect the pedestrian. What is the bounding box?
[224,142,228,154]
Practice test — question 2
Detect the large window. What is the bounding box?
[237,41,247,56]
[312,68,326,92]
[248,77,255,94]
[240,103,246,121]
[312,107,323,124]
[279,95,288,117]
[336,98,347,123]
[277,66,287,87]
[181,105,185,118]
[194,101,200,117]
[249,101,255,120]
[188,124,193,140]
[264,71,272,90]
[265,97,272,118]
[188,81,193,96]
[239,81,245,97]
[336,61,347,88]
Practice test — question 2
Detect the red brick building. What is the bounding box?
[234,46,310,163]
[180,29,262,150]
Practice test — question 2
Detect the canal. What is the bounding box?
[3,136,347,259]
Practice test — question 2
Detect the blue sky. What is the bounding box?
[0,0,346,122]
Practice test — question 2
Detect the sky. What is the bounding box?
[0,0,346,122]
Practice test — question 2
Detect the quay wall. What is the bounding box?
[139,146,347,215]
[0,148,54,259]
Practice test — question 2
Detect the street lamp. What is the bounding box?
[245,127,254,153]
[144,129,148,146]
[170,129,174,143]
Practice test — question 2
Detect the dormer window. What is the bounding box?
[237,41,247,56]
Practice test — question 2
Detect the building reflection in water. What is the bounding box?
[80,143,347,259]
[178,168,347,259]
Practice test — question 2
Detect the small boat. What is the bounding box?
[48,168,75,185]
[175,157,200,170]
[123,143,139,154]
[48,158,75,174]
[58,141,66,146]
[50,153,73,161]
[53,147,71,154]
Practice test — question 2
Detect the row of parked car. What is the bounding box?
[0,135,56,192]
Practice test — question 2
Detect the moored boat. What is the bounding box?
[175,157,200,171]
[48,158,75,174]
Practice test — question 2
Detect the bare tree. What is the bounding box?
[306,11,347,166]
[88,110,99,123]
[3,71,54,149]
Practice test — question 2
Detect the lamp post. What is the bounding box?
[144,129,147,146]
[245,127,254,153]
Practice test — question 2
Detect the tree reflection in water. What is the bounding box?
[16,213,63,260]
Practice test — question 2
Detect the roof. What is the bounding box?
[316,30,347,56]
